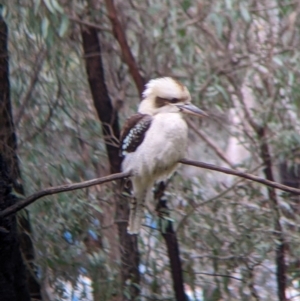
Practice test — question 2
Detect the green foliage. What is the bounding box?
[4,0,300,300]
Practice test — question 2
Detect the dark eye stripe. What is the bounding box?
[155,96,182,108]
[155,96,167,108]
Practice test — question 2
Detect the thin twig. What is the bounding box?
[187,120,235,168]
[68,15,111,33]
[191,271,243,282]
[15,48,47,127]
[19,82,61,147]
[177,174,245,231]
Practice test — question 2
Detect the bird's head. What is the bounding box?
[138,77,207,117]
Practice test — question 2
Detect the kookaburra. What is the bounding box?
[120,77,207,234]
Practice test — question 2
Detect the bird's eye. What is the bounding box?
[170,98,178,103]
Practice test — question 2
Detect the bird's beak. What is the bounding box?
[177,103,208,118]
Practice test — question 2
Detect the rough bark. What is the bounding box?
[81,25,140,300]
[0,15,41,300]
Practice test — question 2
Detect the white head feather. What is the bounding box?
[138,77,191,115]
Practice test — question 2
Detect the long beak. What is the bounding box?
[177,103,208,118]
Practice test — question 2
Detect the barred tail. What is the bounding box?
[127,184,152,234]
[127,195,144,234]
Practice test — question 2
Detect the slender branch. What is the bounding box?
[179,159,300,194]
[2,159,300,219]
[191,272,243,282]
[20,81,61,147]
[14,48,47,127]
[104,0,145,96]
[177,173,247,231]
[0,171,131,219]
[187,120,235,168]
[68,15,111,33]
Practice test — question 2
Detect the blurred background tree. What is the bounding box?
[2,0,300,300]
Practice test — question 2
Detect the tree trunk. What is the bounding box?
[0,155,31,301]
[0,15,41,300]
[81,25,140,300]
[155,183,187,301]
[257,127,286,301]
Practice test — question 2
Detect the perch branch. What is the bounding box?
[1,159,300,219]
[0,171,131,218]
[179,159,300,194]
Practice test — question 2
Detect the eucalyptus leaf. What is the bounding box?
[58,15,69,37]
[43,0,55,13]
[239,2,251,22]
[34,0,41,15]
[51,0,64,13]
[41,17,49,38]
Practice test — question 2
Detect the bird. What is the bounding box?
[120,77,207,234]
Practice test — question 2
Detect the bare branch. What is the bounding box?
[14,48,47,127]
[104,0,145,96]
[2,158,300,219]
[0,171,131,219]
[68,15,111,33]
[191,272,243,282]
[20,82,61,147]
[180,159,300,195]
[187,120,235,168]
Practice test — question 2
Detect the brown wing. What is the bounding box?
[120,113,152,156]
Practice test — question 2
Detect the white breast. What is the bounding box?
[122,113,188,185]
